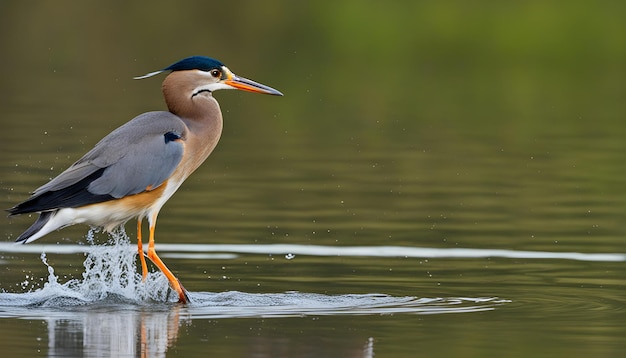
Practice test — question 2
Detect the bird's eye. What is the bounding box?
[210,69,221,78]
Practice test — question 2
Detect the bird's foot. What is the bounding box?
[176,279,190,304]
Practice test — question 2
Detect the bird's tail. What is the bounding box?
[14,211,55,244]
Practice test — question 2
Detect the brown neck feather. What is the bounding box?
[161,71,224,176]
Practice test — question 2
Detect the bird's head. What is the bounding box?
[135,56,283,97]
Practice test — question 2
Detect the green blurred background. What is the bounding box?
[2,1,626,248]
[2,0,625,247]
[2,0,624,134]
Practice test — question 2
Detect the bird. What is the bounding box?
[7,56,283,303]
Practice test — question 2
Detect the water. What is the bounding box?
[0,235,510,314]
[0,235,510,356]
[0,234,623,356]
[2,1,626,357]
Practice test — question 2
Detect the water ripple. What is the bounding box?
[0,291,509,319]
[185,292,508,318]
[0,238,510,317]
[0,242,623,262]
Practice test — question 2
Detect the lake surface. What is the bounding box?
[1,2,625,357]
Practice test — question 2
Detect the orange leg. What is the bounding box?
[146,220,189,303]
[137,219,149,281]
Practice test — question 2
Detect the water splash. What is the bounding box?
[3,229,176,307]
[0,236,516,315]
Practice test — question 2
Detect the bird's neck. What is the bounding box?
[162,74,224,171]
[162,74,223,128]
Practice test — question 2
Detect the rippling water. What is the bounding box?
[0,236,514,357]
[0,233,624,356]
[0,235,512,312]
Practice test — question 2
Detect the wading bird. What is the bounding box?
[7,56,283,303]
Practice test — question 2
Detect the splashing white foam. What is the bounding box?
[9,229,178,306]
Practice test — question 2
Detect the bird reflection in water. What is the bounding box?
[47,305,185,357]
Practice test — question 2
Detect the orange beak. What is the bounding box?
[223,71,283,96]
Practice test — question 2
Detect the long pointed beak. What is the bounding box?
[224,73,283,96]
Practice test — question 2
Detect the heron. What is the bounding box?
[7,56,283,303]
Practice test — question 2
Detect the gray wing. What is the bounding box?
[32,111,186,199]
